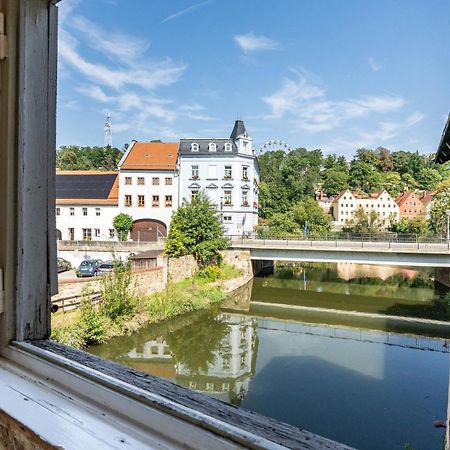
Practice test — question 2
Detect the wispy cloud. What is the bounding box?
[234,32,279,54]
[162,0,212,23]
[262,68,406,133]
[368,56,382,72]
[59,7,216,142]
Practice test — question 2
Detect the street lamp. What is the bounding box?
[446,210,450,242]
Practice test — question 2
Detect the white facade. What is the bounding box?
[332,189,400,227]
[56,204,118,241]
[118,169,178,231]
[178,121,259,236]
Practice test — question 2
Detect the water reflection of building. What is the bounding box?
[336,262,423,281]
[175,314,258,406]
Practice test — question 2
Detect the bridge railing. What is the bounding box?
[227,232,450,249]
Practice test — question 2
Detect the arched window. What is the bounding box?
[224,143,232,152]
[209,143,217,152]
[191,142,199,152]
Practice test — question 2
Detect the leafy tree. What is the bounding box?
[379,171,402,197]
[165,191,227,266]
[265,212,298,236]
[344,206,385,233]
[390,217,428,235]
[429,188,450,233]
[323,168,349,196]
[375,147,394,172]
[56,145,123,171]
[290,198,332,233]
[349,160,382,192]
[113,213,133,241]
[416,168,442,191]
[355,148,378,166]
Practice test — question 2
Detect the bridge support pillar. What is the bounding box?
[252,259,274,276]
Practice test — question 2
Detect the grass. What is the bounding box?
[51,263,242,350]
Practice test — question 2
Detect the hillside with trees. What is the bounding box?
[56,145,124,171]
[258,147,450,235]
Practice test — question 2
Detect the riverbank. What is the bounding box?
[51,251,253,349]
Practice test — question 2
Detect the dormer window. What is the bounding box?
[224,143,232,152]
[209,143,217,152]
[191,142,199,152]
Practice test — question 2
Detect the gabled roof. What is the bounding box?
[395,191,421,206]
[120,142,178,170]
[230,120,247,140]
[420,191,435,206]
[369,189,385,199]
[56,171,118,205]
[333,190,352,202]
[435,113,450,164]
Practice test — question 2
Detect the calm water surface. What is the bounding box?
[90,263,450,450]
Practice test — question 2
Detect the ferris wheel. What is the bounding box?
[258,139,292,155]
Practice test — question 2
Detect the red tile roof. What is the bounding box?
[121,142,179,170]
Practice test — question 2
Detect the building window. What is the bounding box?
[70,207,75,216]
[152,195,159,207]
[83,207,88,216]
[68,228,75,241]
[94,228,100,238]
[224,166,232,179]
[109,229,115,238]
[191,190,199,201]
[152,177,159,186]
[138,195,145,207]
[137,177,145,185]
[82,228,92,241]
[222,357,231,370]
[56,207,60,216]
[242,191,249,206]
[242,166,249,180]
[165,177,172,185]
[125,195,132,207]
[125,176,132,185]
[191,165,199,179]
[224,143,232,152]
[191,142,199,152]
[223,215,232,222]
[165,195,173,207]
[209,142,217,152]
[96,208,100,216]
[224,190,232,205]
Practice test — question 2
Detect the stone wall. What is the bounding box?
[167,255,198,283]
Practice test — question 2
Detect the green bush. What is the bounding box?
[198,265,222,281]
[100,259,136,321]
[78,297,109,346]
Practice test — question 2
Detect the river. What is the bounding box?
[89,262,450,449]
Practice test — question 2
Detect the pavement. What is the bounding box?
[58,269,78,281]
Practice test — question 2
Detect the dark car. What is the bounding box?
[76,259,102,277]
[57,257,71,273]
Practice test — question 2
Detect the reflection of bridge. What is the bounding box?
[230,238,450,267]
[256,318,449,353]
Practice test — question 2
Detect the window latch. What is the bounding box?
[0,268,4,314]
[0,12,7,60]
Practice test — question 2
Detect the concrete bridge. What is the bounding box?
[230,238,450,268]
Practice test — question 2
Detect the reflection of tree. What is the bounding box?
[165,310,229,374]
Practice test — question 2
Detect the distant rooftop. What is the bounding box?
[120,142,178,170]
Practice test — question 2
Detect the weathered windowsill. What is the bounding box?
[0,340,353,450]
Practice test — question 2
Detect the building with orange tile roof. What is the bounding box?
[395,191,425,220]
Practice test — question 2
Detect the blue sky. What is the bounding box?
[57,0,450,157]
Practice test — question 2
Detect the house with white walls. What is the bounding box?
[332,189,400,228]
[56,171,119,241]
[178,120,259,236]
[117,142,179,241]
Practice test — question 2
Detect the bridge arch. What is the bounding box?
[130,219,167,242]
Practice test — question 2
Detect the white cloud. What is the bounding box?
[262,69,406,133]
[368,57,382,72]
[234,32,279,54]
[162,0,212,23]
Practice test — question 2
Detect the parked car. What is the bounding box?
[76,259,102,277]
[57,257,71,273]
[95,261,114,276]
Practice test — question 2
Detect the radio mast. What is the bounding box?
[104,112,112,147]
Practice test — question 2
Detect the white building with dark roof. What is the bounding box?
[178,120,259,236]
[55,171,119,241]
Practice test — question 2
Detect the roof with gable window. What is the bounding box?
[120,142,179,170]
[178,138,237,155]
